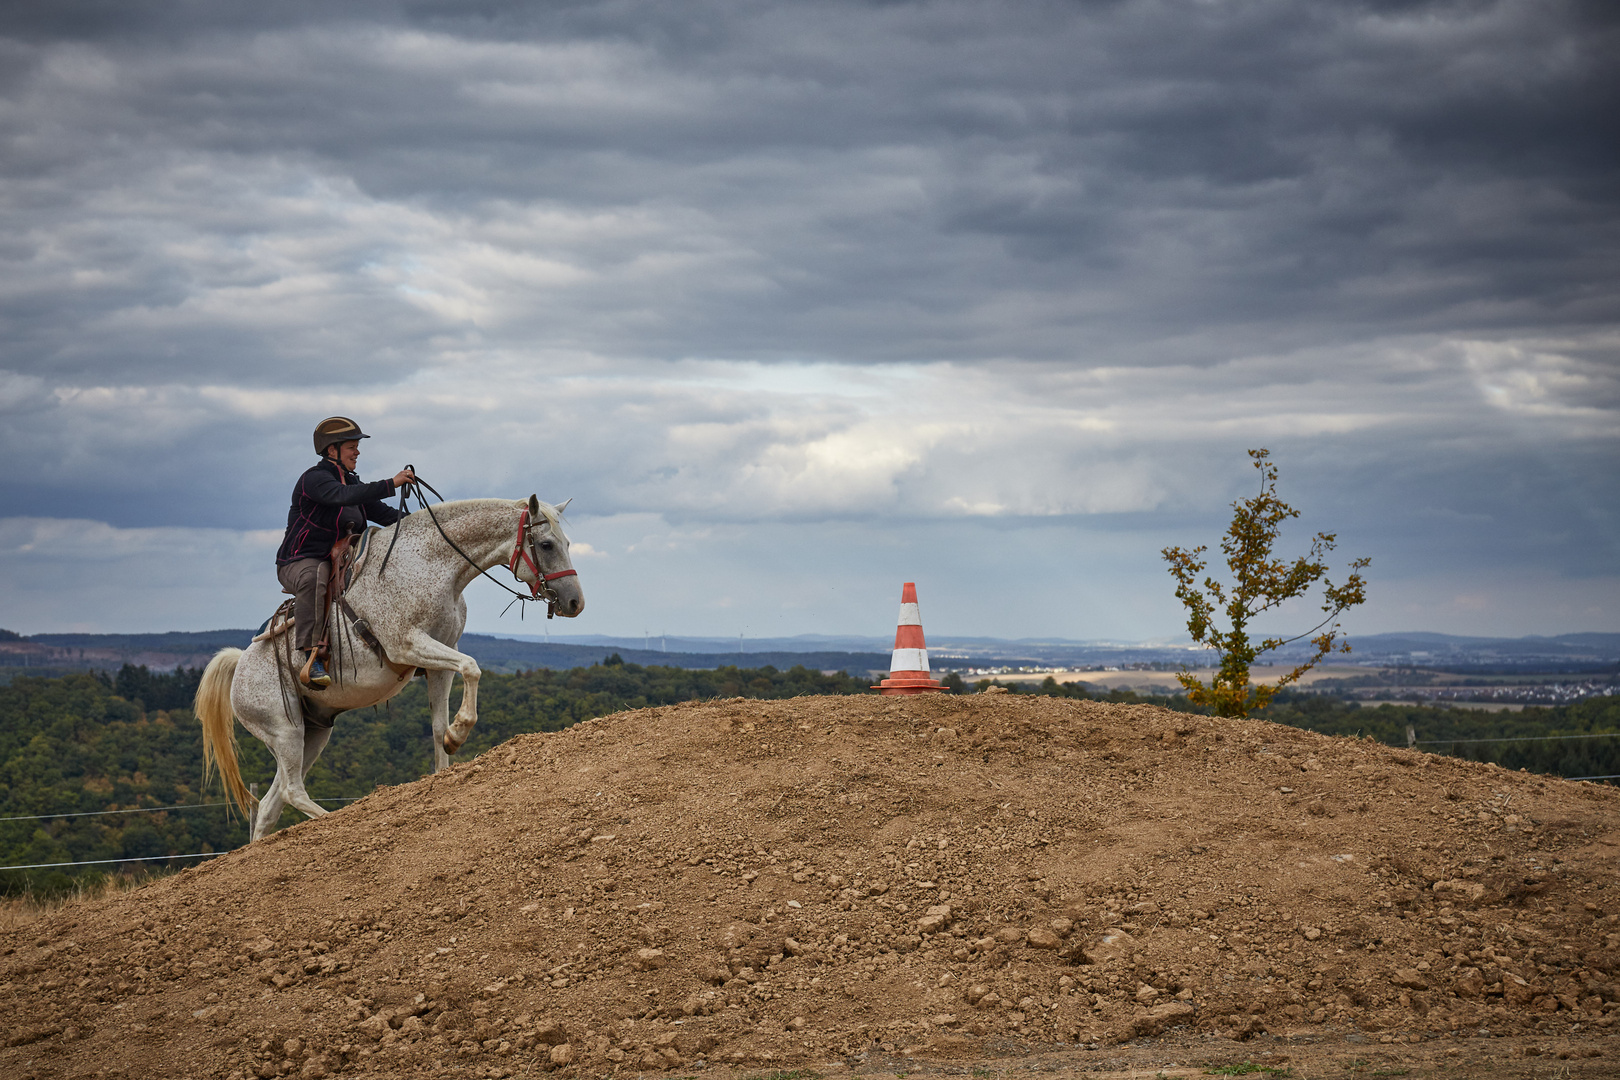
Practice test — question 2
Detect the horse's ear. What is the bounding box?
[527,494,540,518]
[555,497,572,515]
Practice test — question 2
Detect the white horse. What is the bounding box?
[195,495,584,841]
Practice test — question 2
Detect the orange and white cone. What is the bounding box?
[874,582,944,695]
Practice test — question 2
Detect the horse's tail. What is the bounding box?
[196,648,256,821]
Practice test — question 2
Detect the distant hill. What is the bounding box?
[452,635,891,675]
[0,631,255,678]
[26,630,258,652]
[0,629,892,680]
[3,627,1615,681]
[1327,632,1620,672]
[525,630,1620,671]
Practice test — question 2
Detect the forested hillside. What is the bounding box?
[0,657,871,897]
[3,660,1615,899]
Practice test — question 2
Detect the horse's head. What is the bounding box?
[511,494,585,618]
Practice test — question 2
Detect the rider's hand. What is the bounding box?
[393,467,415,488]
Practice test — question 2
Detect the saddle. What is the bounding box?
[260,527,378,641]
[260,528,402,686]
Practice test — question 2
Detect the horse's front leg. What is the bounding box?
[425,669,455,772]
[445,665,481,755]
[389,631,482,757]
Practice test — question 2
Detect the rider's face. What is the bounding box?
[337,440,360,471]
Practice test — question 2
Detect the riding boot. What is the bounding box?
[299,647,332,689]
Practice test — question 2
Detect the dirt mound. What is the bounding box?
[4,694,1619,1079]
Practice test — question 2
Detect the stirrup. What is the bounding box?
[299,649,332,690]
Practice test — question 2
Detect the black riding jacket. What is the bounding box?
[275,459,402,565]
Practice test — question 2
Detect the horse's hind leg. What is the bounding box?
[233,640,333,840]
[247,730,330,840]
[299,725,335,812]
[253,778,288,842]
[302,724,333,779]
[273,725,332,822]
[242,719,329,838]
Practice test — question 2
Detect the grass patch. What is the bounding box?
[0,870,162,931]
[1204,1065,1292,1077]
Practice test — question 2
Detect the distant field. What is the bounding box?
[1008,663,1370,691]
[1357,698,1527,712]
[1004,665,1606,706]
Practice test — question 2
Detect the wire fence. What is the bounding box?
[1,851,224,871]
[0,796,364,824]
[0,800,229,822]
[1415,731,1620,745]
[0,796,365,872]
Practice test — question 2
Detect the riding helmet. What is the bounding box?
[313,416,370,455]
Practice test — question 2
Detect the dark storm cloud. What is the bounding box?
[2,0,1616,383]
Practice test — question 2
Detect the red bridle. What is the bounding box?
[509,507,577,599]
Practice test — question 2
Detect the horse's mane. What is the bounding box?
[526,498,567,539]
[401,497,567,542]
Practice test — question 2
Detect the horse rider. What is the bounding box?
[275,417,415,688]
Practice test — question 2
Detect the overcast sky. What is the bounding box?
[1,0,1616,643]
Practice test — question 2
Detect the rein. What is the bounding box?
[377,470,576,618]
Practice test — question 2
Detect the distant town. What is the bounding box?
[923,631,1620,708]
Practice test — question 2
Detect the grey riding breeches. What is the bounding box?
[276,558,330,652]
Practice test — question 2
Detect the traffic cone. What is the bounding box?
[874,582,944,695]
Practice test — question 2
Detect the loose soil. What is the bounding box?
[4,694,1618,1079]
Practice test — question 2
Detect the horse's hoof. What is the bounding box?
[443,737,461,755]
